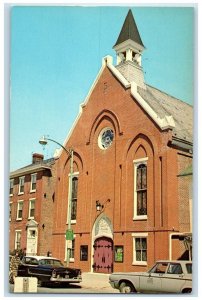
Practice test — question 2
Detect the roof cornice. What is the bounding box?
[10,164,52,178]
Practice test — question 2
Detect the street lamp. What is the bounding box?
[39,136,74,266]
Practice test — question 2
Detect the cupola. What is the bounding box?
[113,9,146,89]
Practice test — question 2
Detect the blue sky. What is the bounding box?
[10,5,194,171]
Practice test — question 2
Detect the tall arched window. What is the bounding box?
[136,164,147,215]
[134,158,148,220]
[71,177,78,221]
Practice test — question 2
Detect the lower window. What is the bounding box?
[132,233,148,265]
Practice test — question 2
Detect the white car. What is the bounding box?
[109,260,192,294]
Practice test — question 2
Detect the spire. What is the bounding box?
[113,9,146,89]
[114,9,144,48]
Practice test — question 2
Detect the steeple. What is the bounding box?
[114,9,144,49]
[113,9,146,89]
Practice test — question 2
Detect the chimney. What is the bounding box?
[32,153,44,164]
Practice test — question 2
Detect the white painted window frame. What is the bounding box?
[18,176,25,195]
[67,172,79,225]
[16,200,23,220]
[15,230,22,250]
[28,198,36,219]
[10,179,14,196]
[132,232,148,266]
[30,173,37,192]
[133,157,148,220]
[65,234,76,262]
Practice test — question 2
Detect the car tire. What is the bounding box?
[119,281,135,293]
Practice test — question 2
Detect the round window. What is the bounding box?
[98,128,114,149]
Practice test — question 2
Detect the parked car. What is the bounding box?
[17,256,82,287]
[109,260,192,294]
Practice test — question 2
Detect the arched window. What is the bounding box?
[136,164,147,215]
[134,158,148,219]
[71,177,78,220]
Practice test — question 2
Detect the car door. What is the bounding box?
[161,263,187,293]
[140,262,168,293]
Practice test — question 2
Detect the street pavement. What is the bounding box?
[80,272,119,293]
[8,272,119,294]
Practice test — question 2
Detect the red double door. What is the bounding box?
[93,237,113,273]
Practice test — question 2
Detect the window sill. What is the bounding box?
[16,218,22,221]
[132,261,147,266]
[9,194,13,197]
[30,190,36,193]
[133,216,148,221]
[18,192,24,196]
[28,217,35,220]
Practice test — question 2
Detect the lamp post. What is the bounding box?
[39,136,74,266]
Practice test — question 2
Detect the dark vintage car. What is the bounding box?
[16,256,82,286]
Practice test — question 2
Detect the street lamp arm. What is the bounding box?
[39,136,72,156]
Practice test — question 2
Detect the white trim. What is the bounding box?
[56,64,106,158]
[15,230,22,250]
[28,198,36,220]
[16,200,23,220]
[67,172,79,224]
[133,157,148,164]
[55,55,175,159]
[131,82,175,130]
[30,173,37,193]
[133,158,148,220]
[18,176,25,195]
[9,179,14,196]
[132,232,148,266]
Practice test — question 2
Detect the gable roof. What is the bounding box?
[113,9,144,48]
[57,56,193,158]
[138,85,193,143]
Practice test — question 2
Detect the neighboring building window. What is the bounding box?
[30,173,37,192]
[16,201,23,220]
[71,177,78,221]
[10,179,14,196]
[9,202,12,221]
[18,176,25,194]
[15,230,22,250]
[28,199,35,219]
[132,233,148,265]
[65,237,75,262]
[70,239,75,260]
[134,158,148,219]
[80,245,88,261]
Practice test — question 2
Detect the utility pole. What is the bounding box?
[39,136,74,267]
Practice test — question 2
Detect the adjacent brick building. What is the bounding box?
[50,10,193,273]
[9,153,56,257]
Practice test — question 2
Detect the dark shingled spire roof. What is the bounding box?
[114,9,144,48]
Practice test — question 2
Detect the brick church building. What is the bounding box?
[51,10,193,273]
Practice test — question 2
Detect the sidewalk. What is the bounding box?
[80,272,118,293]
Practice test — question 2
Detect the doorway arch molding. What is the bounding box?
[91,214,113,272]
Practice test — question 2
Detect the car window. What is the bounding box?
[150,263,168,274]
[186,263,192,274]
[52,260,63,267]
[39,259,63,267]
[23,257,38,265]
[167,263,183,274]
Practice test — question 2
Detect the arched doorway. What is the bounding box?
[93,236,113,273]
[92,214,113,273]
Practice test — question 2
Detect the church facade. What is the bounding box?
[52,10,193,273]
